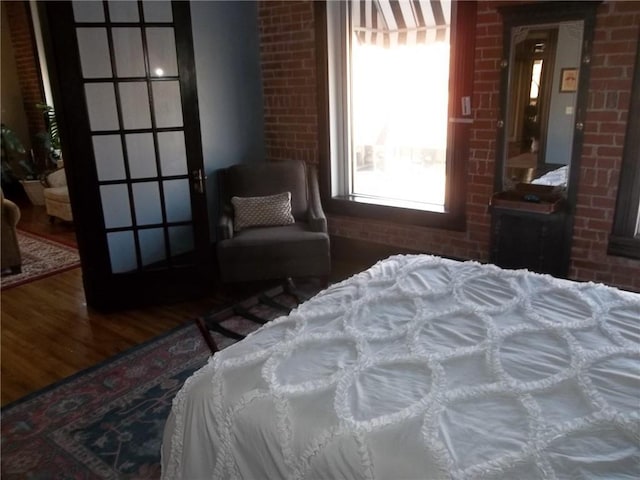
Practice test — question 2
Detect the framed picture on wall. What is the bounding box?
[560,68,578,92]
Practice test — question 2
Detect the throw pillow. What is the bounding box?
[232,191,295,231]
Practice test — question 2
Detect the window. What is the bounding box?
[318,0,477,230]
[609,40,640,260]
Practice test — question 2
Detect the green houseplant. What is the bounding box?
[36,103,61,162]
[1,123,36,202]
[1,105,62,203]
[1,122,55,205]
[1,123,33,182]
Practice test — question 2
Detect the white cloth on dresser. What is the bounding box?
[162,255,640,480]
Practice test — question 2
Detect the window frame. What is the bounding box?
[608,33,640,260]
[315,1,477,231]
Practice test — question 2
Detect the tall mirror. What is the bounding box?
[490,2,599,279]
[496,2,599,197]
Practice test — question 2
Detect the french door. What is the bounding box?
[43,1,212,310]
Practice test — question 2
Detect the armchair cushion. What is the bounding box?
[224,161,309,220]
[217,223,329,283]
[231,191,294,231]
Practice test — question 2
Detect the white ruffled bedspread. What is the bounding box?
[162,255,640,480]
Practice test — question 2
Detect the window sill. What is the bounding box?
[325,195,465,231]
[608,235,640,260]
[343,194,445,213]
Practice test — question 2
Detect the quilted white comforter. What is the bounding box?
[162,255,640,479]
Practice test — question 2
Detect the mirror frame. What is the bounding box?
[495,1,599,209]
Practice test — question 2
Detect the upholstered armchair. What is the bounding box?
[216,160,330,283]
[1,189,22,274]
[43,168,72,223]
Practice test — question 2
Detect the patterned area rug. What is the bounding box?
[0,287,312,479]
[0,230,80,290]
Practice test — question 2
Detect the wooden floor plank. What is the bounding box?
[1,204,367,406]
[2,266,238,406]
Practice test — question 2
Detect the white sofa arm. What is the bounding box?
[45,168,67,188]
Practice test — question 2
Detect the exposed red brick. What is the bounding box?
[258,0,640,291]
[4,1,46,143]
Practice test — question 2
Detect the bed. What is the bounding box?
[161,255,640,479]
[531,165,569,187]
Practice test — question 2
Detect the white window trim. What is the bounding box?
[327,1,349,199]
[327,1,449,213]
[327,1,448,213]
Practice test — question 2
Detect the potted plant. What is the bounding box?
[0,123,54,205]
[36,103,62,165]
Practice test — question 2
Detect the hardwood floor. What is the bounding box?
[1,204,366,406]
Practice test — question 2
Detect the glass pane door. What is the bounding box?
[73,0,197,273]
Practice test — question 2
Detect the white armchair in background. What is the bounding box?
[43,168,72,223]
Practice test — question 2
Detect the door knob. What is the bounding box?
[192,169,207,194]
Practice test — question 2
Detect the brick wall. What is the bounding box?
[571,1,640,291]
[4,1,46,143]
[258,1,319,164]
[258,0,640,291]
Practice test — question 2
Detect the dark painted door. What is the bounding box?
[43,1,212,310]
